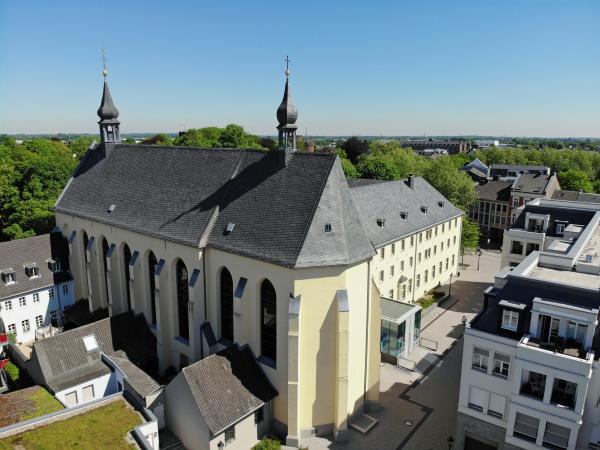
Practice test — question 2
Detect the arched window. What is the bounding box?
[102,238,109,301]
[148,252,158,325]
[82,232,89,265]
[176,260,189,340]
[220,268,233,342]
[260,279,277,363]
[123,244,132,311]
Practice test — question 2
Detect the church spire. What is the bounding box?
[276,56,298,151]
[97,49,121,144]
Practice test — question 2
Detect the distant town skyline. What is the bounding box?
[1,0,599,137]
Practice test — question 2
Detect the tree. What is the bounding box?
[69,136,96,158]
[341,137,369,164]
[422,158,477,212]
[174,127,222,147]
[558,169,594,192]
[123,137,136,144]
[259,137,277,150]
[340,158,359,178]
[356,153,401,180]
[141,133,173,146]
[461,218,481,252]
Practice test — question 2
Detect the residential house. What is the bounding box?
[469,180,513,243]
[488,164,550,181]
[509,172,560,224]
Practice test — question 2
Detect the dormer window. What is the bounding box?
[501,309,519,331]
[47,259,61,273]
[1,270,16,285]
[400,211,408,220]
[25,264,39,278]
[376,218,385,228]
[421,206,428,213]
[556,223,566,235]
[324,223,332,232]
[438,201,445,208]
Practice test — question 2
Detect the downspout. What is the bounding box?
[363,258,371,407]
[201,250,208,359]
[412,234,418,303]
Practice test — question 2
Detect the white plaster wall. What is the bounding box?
[55,372,117,407]
[0,281,74,343]
[209,412,259,450]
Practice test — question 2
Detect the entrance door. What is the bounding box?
[539,314,551,342]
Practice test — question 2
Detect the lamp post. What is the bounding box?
[449,273,453,297]
[218,442,224,450]
[447,435,454,450]
[477,246,482,271]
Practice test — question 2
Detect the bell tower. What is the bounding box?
[97,50,121,144]
[276,56,298,153]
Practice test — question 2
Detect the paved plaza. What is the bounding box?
[301,250,502,450]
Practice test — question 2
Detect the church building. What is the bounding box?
[53,63,462,446]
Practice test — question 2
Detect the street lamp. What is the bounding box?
[462,315,467,327]
[476,246,482,271]
[449,273,453,297]
[218,442,224,450]
[447,435,454,450]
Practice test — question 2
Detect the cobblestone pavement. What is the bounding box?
[301,250,501,450]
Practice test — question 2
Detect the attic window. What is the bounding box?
[324,223,332,232]
[225,223,235,235]
[400,211,408,220]
[25,264,39,278]
[47,259,61,273]
[376,218,385,228]
[421,206,428,213]
[82,334,99,352]
[438,201,445,208]
[108,204,116,213]
[1,270,16,285]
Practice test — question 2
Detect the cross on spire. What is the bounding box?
[101,48,109,78]
[285,55,290,77]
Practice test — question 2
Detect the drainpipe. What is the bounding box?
[201,251,208,359]
[412,234,418,303]
[363,258,371,407]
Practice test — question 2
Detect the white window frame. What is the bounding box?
[35,315,43,329]
[33,292,40,302]
[493,353,510,378]
[502,310,519,331]
[472,347,489,372]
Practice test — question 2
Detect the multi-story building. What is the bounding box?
[400,139,472,154]
[456,198,600,450]
[509,172,560,224]
[470,179,513,242]
[0,233,74,343]
[488,164,550,181]
[553,190,600,204]
[52,66,463,447]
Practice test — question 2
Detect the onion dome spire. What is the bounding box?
[276,56,298,152]
[97,50,121,144]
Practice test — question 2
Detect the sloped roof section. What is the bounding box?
[56,144,375,268]
[349,176,463,247]
[181,345,277,435]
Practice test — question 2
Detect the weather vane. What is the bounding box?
[285,55,290,77]
[101,48,109,78]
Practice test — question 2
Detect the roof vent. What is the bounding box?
[324,223,332,232]
[421,206,428,213]
[400,211,408,220]
[108,204,116,213]
[376,218,385,228]
[224,223,235,235]
[82,334,99,352]
[438,200,445,208]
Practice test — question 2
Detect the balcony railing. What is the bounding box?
[523,335,589,360]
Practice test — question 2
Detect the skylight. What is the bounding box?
[82,334,99,352]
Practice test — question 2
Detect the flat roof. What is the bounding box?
[380,297,419,322]
[529,266,599,290]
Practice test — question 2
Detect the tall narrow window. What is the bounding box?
[82,231,89,265]
[148,252,157,325]
[260,279,277,363]
[123,244,132,311]
[176,260,189,341]
[102,238,109,301]
[220,268,234,342]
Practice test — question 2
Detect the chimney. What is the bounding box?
[407,173,415,189]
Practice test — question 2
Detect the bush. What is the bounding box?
[417,293,436,309]
[5,361,20,384]
[252,437,282,450]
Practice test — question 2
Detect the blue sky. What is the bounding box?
[1,0,598,137]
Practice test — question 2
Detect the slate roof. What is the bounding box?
[0,233,71,301]
[512,172,555,194]
[552,190,600,204]
[30,312,156,393]
[474,180,513,202]
[490,164,549,171]
[179,345,277,435]
[56,144,374,268]
[349,176,463,247]
[110,356,161,399]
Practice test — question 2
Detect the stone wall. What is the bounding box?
[454,412,522,450]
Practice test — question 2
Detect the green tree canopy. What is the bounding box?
[461,218,481,251]
[558,169,594,192]
[141,134,173,146]
[341,137,369,164]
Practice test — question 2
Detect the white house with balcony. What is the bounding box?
[456,199,600,450]
[0,233,74,343]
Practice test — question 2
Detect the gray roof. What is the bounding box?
[474,180,513,202]
[97,81,119,121]
[380,297,418,322]
[511,203,596,237]
[110,356,161,398]
[0,233,71,301]
[349,176,463,247]
[56,144,374,268]
[30,312,156,392]
[552,190,600,204]
[180,345,277,435]
[276,78,297,127]
[512,172,555,194]
[490,164,549,171]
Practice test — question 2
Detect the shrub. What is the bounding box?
[5,361,20,384]
[252,437,282,450]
